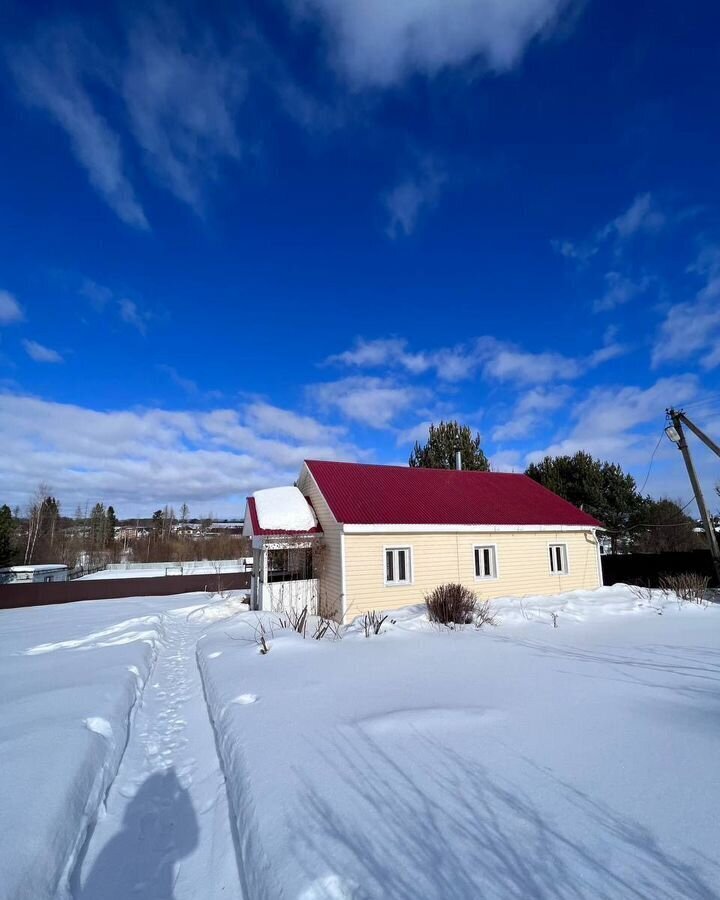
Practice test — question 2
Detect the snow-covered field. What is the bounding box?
[1,585,718,899]
[77,559,251,580]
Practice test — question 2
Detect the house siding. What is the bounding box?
[297,464,344,619]
[342,529,601,623]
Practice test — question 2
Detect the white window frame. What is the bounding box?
[473,544,499,581]
[548,542,569,575]
[383,546,413,586]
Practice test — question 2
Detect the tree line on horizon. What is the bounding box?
[0,491,248,570]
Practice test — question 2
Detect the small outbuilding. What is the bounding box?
[0,564,69,585]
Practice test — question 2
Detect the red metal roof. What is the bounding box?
[246,496,324,536]
[305,460,602,528]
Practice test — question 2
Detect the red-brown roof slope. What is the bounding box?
[305,460,602,528]
[246,496,323,536]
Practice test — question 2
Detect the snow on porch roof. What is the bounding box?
[247,486,322,536]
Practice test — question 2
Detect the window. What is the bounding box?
[474,545,498,579]
[266,546,314,583]
[549,543,568,575]
[385,547,412,585]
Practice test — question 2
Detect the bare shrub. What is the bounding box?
[275,605,309,637]
[228,617,273,654]
[425,583,477,626]
[361,610,395,637]
[550,612,559,629]
[474,599,497,629]
[628,578,653,604]
[313,617,342,640]
[659,572,709,604]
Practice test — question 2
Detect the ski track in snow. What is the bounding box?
[70,610,244,900]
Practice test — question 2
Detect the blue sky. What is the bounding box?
[1,0,720,517]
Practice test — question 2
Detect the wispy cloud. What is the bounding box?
[6,14,246,226]
[156,364,200,396]
[594,271,652,313]
[118,298,151,336]
[556,192,666,268]
[293,0,572,88]
[652,250,720,370]
[0,291,24,325]
[22,339,64,363]
[328,332,626,387]
[7,27,149,230]
[526,375,698,465]
[121,12,244,212]
[384,159,447,238]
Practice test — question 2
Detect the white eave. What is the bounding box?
[340,523,601,534]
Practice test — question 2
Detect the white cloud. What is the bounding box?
[489,448,524,472]
[156,364,201,396]
[7,15,245,226]
[520,375,720,504]
[244,402,347,444]
[492,385,572,441]
[556,192,666,268]
[395,420,434,446]
[652,265,720,370]
[7,29,149,230]
[602,193,665,241]
[294,0,571,87]
[79,279,113,310]
[526,375,699,466]
[327,337,475,382]
[481,344,581,383]
[384,159,447,238]
[0,291,24,325]
[594,271,651,313]
[22,340,63,363]
[0,393,365,515]
[329,333,626,387]
[121,14,244,212]
[118,298,150,335]
[310,376,424,427]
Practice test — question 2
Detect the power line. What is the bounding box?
[638,429,665,495]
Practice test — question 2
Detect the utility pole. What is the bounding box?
[666,408,720,585]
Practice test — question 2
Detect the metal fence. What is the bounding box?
[0,572,251,611]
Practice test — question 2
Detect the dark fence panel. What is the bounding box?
[0,572,251,611]
[602,550,718,587]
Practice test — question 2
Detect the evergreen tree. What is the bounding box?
[631,498,705,553]
[525,451,643,551]
[105,506,118,547]
[151,509,164,537]
[409,421,490,471]
[89,502,106,549]
[0,504,16,567]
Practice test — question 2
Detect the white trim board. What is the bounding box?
[341,524,601,534]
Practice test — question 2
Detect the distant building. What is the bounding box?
[0,564,69,585]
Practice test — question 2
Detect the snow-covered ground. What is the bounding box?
[1,585,718,899]
[198,586,720,900]
[77,560,251,580]
[0,591,248,900]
